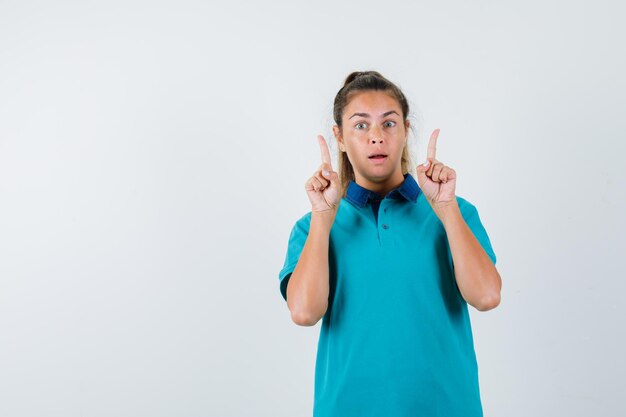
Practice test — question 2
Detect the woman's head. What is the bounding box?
[332,71,414,197]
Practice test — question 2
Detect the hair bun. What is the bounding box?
[342,70,384,87]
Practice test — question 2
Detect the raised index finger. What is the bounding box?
[317,135,333,169]
[427,128,440,160]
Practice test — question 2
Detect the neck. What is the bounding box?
[354,169,405,197]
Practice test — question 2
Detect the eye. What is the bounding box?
[384,121,396,128]
[355,122,367,130]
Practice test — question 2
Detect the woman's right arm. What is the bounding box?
[287,208,337,326]
[287,134,341,326]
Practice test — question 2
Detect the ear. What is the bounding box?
[404,120,410,144]
[333,125,345,152]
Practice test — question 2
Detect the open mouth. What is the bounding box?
[368,154,388,160]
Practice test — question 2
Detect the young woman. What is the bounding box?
[278,71,502,417]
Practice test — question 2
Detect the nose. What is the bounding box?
[370,125,383,143]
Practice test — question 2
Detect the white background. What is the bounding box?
[1,0,624,416]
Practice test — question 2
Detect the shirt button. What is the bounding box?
[382,224,389,229]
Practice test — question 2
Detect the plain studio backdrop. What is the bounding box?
[1,0,624,416]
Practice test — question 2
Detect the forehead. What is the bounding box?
[344,90,401,115]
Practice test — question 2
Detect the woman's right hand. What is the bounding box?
[305,135,341,213]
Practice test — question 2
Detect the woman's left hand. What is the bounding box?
[415,129,458,215]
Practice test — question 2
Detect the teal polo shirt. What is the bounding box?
[278,172,497,417]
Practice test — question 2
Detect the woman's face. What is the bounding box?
[333,90,409,189]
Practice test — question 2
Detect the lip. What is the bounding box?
[368,155,388,164]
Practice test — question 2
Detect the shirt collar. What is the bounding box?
[344,172,420,208]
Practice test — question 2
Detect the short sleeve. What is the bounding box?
[278,212,312,302]
[453,198,497,267]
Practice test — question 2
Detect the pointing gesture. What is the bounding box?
[427,127,439,160]
[416,128,457,212]
[319,133,333,169]
[305,135,341,212]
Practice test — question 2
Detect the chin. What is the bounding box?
[364,170,394,182]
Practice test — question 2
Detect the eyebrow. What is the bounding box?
[349,110,400,119]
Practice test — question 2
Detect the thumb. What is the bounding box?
[322,164,339,187]
[416,159,430,186]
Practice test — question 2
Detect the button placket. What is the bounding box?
[378,200,393,246]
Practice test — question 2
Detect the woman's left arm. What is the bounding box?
[438,202,502,311]
[416,129,502,311]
